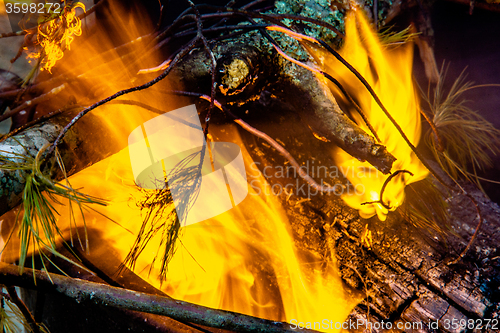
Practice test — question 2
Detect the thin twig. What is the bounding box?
[0,104,84,143]
[420,109,444,152]
[165,90,345,194]
[447,193,483,265]
[268,25,449,187]
[264,36,381,142]
[48,36,201,155]
[323,72,381,142]
[266,13,344,38]
[361,170,414,209]
[186,0,217,135]
[234,117,343,193]
[0,84,66,123]
[241,0,269,10]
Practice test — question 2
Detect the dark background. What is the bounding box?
[412,1,500,203]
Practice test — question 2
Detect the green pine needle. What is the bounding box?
[1,143,107,276]
[378,26,418,46]
[421,66,500,191]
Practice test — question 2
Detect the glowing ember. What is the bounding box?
[311,10,429,221]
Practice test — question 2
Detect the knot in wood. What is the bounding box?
[218,58,251,96]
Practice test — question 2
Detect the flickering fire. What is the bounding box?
[1,4,429,331]
[3,3,362,331]
[314,10,429,221]
[60,126,359,327]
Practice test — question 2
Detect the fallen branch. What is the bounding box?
[0,262,320,333]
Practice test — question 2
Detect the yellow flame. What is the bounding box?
[2,3,361,331]
[310,10,428,220]
[25,2,85,72]
[4,122,359,330]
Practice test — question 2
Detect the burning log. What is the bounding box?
[170,43,396,173]
[250,111,500,330]
[0,0,499,332]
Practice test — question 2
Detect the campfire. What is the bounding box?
[0,0,499,332]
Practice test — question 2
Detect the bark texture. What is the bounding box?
[247,115,499,332]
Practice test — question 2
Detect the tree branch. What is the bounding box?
[0,262,319,333]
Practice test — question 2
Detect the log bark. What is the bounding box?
[245,112,499,332]
[334,181,500,332]
[172,44,396,173]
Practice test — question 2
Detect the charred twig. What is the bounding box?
[266,13,345,38]
[48,35,201,154]
[168,90,348,193]
[361,170,414,209]
[324,73,381,142]
[186,0,217,135]
[192,5,344,39]
[241,0,269,10]
[263,33,381,142]
[447,192,483,265]
[0,105,84,143]
[260,27,393,171]
[234,117,346,193]
[271,25,450,186]
[420,109,444,152]
[0,262,320,333]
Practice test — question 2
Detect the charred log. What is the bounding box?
[170,41,396,173]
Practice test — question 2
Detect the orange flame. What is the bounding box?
[310,10,428,221]
[3,3,361,331]
[0,121,360,330]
